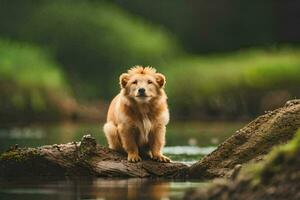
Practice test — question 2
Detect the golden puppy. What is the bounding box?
[103,66,170,162]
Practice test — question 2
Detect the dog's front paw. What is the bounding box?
[127,153,142,162]
[152,154,171,163]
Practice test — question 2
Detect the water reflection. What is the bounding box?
[0,178,208,200]
[88,179,170,200]
[0,127,45,139]
[0,122,242,153]
[0,122,236,200]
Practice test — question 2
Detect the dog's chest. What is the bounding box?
[136,112,152,144]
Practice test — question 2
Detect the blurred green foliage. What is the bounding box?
[0,0,180,99]
[0,39,65,89]
[163,49,300,119]
[0,0,299,121]
[0,39,68,122]
[112,0,300,53]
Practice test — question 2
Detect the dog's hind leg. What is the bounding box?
[103,122,122,150]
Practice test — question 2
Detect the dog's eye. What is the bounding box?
[132,80,137,84]
[148,80,153,84]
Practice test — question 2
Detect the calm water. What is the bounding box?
[0,121,244,200]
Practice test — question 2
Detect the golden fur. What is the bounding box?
[103,66,170,162]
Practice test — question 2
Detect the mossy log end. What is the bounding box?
[185,130,300,200]
[189,99,300,179]
[0,100,299,180]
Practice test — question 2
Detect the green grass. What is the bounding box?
[162,48,300,118]
[239,129,300,186]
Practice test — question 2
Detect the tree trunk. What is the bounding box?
[0,100,299,180]
[0,135,188,179]
[189,99,300,179]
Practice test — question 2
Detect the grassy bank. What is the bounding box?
[163,48,300,119]
[1,39,299,121]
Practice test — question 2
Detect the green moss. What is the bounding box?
[0,151,26,162]
[264,130,300,164]
[238,129,300,185]
[0,149,40,162]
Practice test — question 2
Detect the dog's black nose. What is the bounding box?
[138,88,145,95]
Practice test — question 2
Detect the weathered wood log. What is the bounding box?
[189,99,300,179]
[184,130,300,200]
[0,99,299,179]
[0,135,188,179]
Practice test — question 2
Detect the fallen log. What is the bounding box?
[184,130,300,200]
[189,99,300,179]
[0,100,299,179]
[0,135,188,179]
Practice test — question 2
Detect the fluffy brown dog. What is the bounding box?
[103,66,170,162]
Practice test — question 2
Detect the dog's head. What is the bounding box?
[119,66,166,103]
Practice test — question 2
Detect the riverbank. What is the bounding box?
[1,100,299,179]
[1,40,300,123]
[185,129,300,200]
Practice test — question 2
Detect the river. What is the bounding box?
[0,121,244,200]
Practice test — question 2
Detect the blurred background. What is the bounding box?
[0,1,300,199]
[1,0,300,124]
[0,0,300,154]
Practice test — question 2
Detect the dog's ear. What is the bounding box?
[155,73,166,88]
[119,73,129,88]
